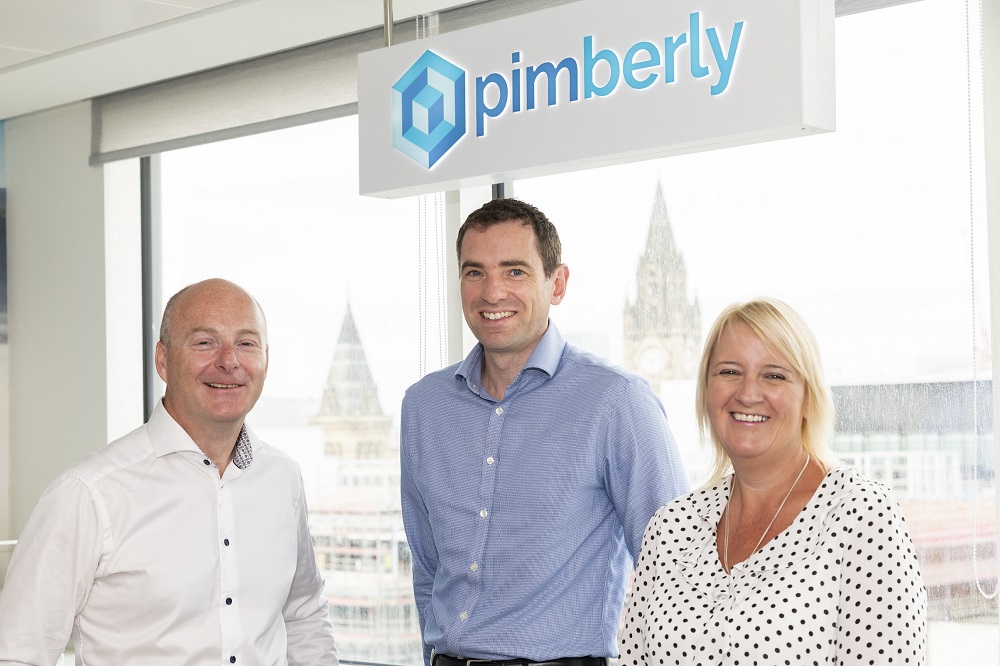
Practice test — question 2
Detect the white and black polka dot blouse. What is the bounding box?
[620,466,927,665]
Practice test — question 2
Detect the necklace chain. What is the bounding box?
[724,455,810,573]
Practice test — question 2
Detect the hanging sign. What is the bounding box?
[359,0,834,198]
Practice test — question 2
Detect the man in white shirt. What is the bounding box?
[0,278,338,665]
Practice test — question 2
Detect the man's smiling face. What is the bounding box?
[155,280,269,440]
[459,220,567,368]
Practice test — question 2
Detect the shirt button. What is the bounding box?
[495,406,503,415]
[203,459,211,466]
[226,597,233,605]
[470,562,478,572]
[230,658,236,664]
[480,509,488,518]
[460,611,468,621]
[486,457,495,465]
[224,538,230,546]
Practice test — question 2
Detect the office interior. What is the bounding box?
[1,0,999,663]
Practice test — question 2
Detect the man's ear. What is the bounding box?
[154,341,169,383]
[550,264,569,305]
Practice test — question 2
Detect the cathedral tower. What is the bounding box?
[624,183,702,385]
[313,303,391,458]
[309,304,420,664]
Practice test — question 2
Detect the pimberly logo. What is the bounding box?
[392,50,466,169]
[390,14,744,170]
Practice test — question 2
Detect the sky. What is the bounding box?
[158,0,990,422]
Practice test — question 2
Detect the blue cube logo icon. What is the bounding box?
[392,50,466,169]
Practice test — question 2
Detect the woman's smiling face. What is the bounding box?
[706,321,807,465]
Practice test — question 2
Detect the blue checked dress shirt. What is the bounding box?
[401,322,689,666]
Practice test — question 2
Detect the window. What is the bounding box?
[511,1,993,661]
[156,1,992,663]
[159,115,426,665]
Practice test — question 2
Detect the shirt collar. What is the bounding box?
[455,320,566,386]
[691,475,734,523]
[231,425,254,469]
[147,399,255,469]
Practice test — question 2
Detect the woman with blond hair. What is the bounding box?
[620,298,927,665]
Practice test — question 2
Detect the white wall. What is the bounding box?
[3,102,142,536]
[103,159,145,444]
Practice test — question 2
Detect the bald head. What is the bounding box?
[159,279,268,348]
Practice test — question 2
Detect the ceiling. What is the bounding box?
[0,0,919,68]
[0,0,231,70]
[0,0,465,120]
[0,0,920,121]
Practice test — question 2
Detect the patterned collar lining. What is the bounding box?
[231,425,254,470]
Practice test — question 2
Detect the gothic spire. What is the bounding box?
[316,303,384,417]
[623,182,702,381]
[643,181,682,267]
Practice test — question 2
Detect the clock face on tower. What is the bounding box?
[639,345,666,376]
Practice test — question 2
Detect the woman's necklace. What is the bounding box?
[724,454,810,573]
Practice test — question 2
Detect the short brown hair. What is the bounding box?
[456,198,562,277]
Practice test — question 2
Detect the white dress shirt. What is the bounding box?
[0,401,338,666]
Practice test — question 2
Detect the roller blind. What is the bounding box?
[90,29,379,165]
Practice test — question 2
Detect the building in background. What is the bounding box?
[309,305,421,664]
[622,184,707,478]
[624,183,701,387]
[832,381,996,621]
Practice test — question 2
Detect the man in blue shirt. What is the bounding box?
[400,198,689,666]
